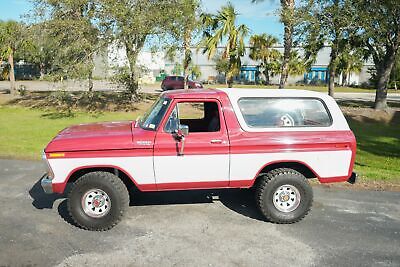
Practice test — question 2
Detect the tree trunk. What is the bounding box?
[39,63,45,80]
[279,27,292,89]
[125,37,145,96]
[279,0,294,89]
[374,77,388,109]
[328,68,335,97]
[126,48,139,94]
[8,49,16,95]
[183,29,191,90]
[374,64,394,109]
[374,47,398,109]
[227,71,233,88]
[328,44,338,97]
[342,72,347,86]
[88,71,93,92]
[264,69,270,85]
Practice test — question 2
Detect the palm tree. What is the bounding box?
[249,33,281,85]
[270,50,305,81]
[288,50,306,76]
[337,51,364,86]
[200,3,249,88]
[252,0,295,89]
[176,0,201,89]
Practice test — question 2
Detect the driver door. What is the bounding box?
[153,99,230,190]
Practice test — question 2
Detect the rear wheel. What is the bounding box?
[255,168,313,223]
[67,171,129,231]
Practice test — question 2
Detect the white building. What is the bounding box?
[95,45,374,86]
[93,43,165,84]
[164,46,374,86]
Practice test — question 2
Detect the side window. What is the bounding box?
[164,101,221,133]
[238,98,332,128]
[177,76,184,81]
[164,105,179,133]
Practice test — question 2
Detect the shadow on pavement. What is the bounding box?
[29,177,65,209]
[30,177,267,228]
[132,188,266,222]
[57,199,80,227]
[29,178,79,226]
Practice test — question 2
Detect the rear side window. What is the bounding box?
[237,97,332,128]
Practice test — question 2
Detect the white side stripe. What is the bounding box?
[48,150,351,185]
[230,150,352,180]
[49,157,155,185]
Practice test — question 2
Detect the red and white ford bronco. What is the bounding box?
[41,88,357,230]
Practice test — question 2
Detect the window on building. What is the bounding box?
[238,98,332,128]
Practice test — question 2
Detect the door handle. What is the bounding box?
[210,139,223,144]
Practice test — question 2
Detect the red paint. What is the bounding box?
[156,181,230,191]
[45,121,135,152]
[52,182,65,194]
[46,149,152,159]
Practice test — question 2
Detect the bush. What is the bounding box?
[76,91,107,112]
[111,67,145,102]
[47,90,75,116]
[18,85,27,96]
[309,79,326,86]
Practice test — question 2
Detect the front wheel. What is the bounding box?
[67,171,129,231]
[255,168,313,223]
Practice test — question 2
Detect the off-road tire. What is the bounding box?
[255,168,313,223]
[67,171,129,231]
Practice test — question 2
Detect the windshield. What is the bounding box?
[138,97,171,130]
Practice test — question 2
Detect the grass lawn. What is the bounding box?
[0,102,399,182]
[0,106,141,160]
[347,118,400,181]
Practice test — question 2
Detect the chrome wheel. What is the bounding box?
[272,184,301,213]
[81,189,111,218]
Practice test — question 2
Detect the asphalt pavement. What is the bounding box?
[0,159,399,266]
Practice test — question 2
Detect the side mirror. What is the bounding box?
[174,124,189,156]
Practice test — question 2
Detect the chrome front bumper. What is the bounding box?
[41,174,53,194]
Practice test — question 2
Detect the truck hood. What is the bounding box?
[45,121,135,152]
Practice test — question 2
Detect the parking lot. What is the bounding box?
[1,159,399,266]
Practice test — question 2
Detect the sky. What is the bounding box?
[202,0,283,41]
[0,0,33,21]
[0,0,284,42]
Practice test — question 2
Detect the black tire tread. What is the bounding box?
[67,171,129,231]
[255,168,313,224]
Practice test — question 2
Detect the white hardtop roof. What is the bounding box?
[217,88,330,99]
[217,87,349,132]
